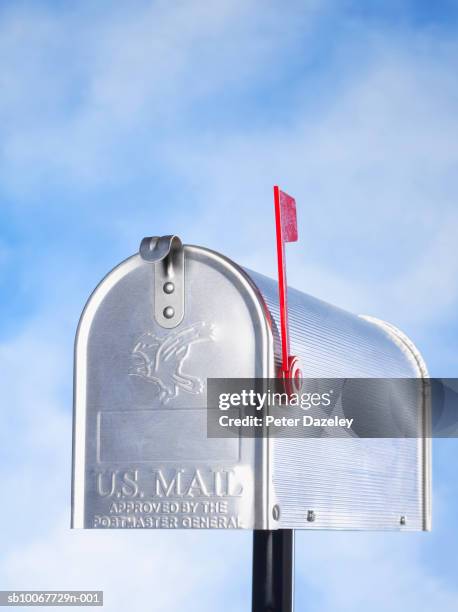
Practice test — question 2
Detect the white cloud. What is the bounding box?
[295,530,458,611]
[0,0,324,191]
[3,519,252,612]
[2,1,457,332]
[163,35,458,329]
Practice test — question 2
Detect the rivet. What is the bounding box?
[400,515,406,526]
[163,282,175,294]
[307,510,316,522]
[272,505,280,521]
[163,306,175,319]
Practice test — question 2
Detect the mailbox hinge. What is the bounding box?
[139,235,185,329]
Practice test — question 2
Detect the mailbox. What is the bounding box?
[72,234,430,532]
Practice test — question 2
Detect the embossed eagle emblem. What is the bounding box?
[129,322,215,403]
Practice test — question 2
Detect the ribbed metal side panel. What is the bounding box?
[245,269,430,531]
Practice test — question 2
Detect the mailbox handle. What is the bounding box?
[139,234,182,264]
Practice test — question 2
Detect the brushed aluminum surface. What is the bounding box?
[73,246,273,529]
[246,269,431,531]
[72,242,430,531]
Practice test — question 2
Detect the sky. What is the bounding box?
[0,0,458,610]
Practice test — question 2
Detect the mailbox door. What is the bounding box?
[72,246,274,529]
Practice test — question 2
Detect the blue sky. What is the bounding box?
[0,1,458,610]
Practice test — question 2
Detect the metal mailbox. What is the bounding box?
[72,233,430,532]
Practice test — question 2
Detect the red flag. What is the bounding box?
[275,187,298,243]
[273,186,298,376]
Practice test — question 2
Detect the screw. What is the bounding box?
[272,505,280,521]
[163,306,175,319]
[400,515,406,526]
[307,510,316,522]
[163,282,175,294]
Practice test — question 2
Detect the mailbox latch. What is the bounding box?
[139,235,185,329]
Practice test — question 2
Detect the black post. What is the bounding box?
[252,529,294,612]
